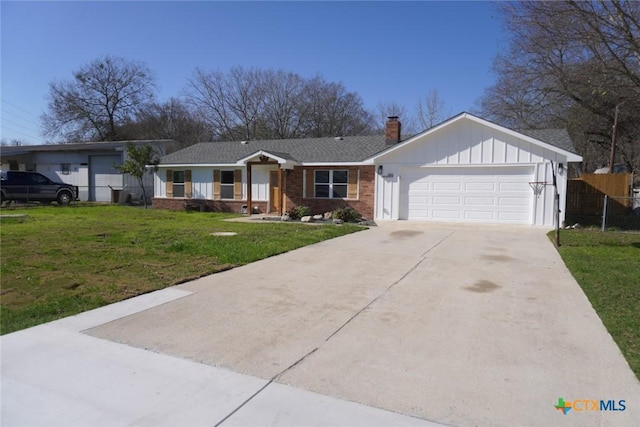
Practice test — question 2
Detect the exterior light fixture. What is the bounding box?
[378,165,383,175]
[558,163,564,175]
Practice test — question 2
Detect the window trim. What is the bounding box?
[314,169,349,199]
[172,170,186,198]
[220,170,235,200]
[213,169,242,200]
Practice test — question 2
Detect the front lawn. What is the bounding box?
[555,230,640,379]
[0,205,363,334]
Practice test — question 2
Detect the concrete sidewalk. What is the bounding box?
[3,222,639,426]
[1,288,444,427]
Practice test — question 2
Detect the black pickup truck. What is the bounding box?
[0,170,79,205]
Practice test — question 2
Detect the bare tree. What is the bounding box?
[121,98,211,147]
[185,67,265,141]
[185,68,373,140]
[227,67,265,140]
[374,101,419,135]
[417,89,449,129]
[301,76,373,137]
[257,70,307,139]
[42,56,156,142]
[480,1,640,174]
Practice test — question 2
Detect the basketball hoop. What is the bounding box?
[529,181,547,197]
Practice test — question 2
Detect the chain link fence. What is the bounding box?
[600,194,640,231]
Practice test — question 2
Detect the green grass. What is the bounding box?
[554,229,640,379]
[0,205,364,334]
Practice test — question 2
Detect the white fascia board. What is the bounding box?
[236,150,299,167]
[459,114,583,162]
[157,164,237,168]
[366,113,469,162]
[466,116,583,162]
[367,112,583,163]
[300,162,367,167]
[399,163,539,169]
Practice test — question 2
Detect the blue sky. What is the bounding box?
[1,1,506,144]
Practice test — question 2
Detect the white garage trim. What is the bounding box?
[399,165,534,224]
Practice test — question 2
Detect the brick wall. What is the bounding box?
[152,198,267,214]
[283,165,375,219]
[153,164,376,219]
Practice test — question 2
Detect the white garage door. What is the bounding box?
[400,166,533,224]
[90,155,122,202]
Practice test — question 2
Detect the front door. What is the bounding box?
[269,170,280,213]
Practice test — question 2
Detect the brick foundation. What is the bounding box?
[153,165,376,219]
[152,198,268,214]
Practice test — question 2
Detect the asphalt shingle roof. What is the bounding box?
[159,135,390,165]
[517,129,578,154]
[160,123,579,165]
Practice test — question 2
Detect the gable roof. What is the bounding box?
[159,135,389,165]
[516,128,576,154]
[159,112,582,166]
[369,112,582,163]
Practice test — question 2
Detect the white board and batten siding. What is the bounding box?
[374,116,578,226]
[155,166,272,202]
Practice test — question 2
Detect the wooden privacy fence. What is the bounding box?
[566,173,633,216]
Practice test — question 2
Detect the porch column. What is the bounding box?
[246,163,252,215]
[278,167,284,215]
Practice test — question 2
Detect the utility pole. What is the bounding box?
[552,161,560,247]
[609,101,623,173]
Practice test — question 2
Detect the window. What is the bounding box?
[61,164,70,175]
[28,173,52,185]
[315,170,348,198]
[220,170,235,199]
[172,171,185,197]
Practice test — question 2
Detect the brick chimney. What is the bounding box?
[385,116,401,145]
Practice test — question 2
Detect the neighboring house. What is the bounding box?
[0,140,177,202]
[153,113,583,226]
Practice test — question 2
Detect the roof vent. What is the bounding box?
[334,136,343,141]
[240,140,249,145]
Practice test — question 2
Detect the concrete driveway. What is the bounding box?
[3,222,639,426]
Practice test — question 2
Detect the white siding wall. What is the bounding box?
[380,121,563,166]
[252,165,272,201]
[155,166,273,201]
[154,172,165,198]
[374,119,571,226]
[191,168,213,199]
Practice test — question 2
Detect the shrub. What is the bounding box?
[332,207,361,222]
[287,205,311,220]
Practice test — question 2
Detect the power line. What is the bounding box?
[3,117,39,132]
[2,109,41,127]
[0,125,43,143]
[0,99,45,143]
[1,99,41,119]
